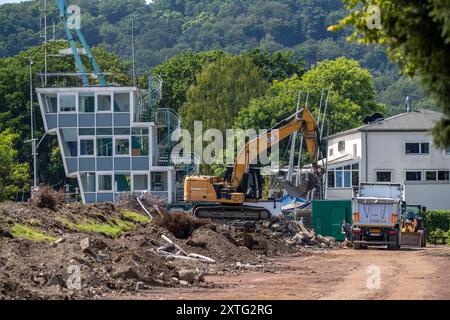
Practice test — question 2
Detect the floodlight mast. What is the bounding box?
[56,0,107,86]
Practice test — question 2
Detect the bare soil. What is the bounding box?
[129,246,450,300]
[1,200,448,300]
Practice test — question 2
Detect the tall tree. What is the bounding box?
[0,130,30,201]
[179,56,268,134]
[148,50,227,111]
[329,0,450,147]
[236,57,381,135]
[243,48,306,83]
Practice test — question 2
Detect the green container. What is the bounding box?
[312,200,352,241]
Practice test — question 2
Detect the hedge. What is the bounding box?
[420,210,450,233]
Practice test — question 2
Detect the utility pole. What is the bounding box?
[40,0,48,86]
[132,15,136,87]
[29,59,38,188]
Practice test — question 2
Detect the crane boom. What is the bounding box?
[230,106,320,190]
[56,0,107,86]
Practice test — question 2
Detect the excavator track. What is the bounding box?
[193,204,271,220]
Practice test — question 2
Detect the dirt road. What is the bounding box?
[133,246,450,300]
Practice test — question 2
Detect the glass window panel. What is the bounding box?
[335,171,343,188]
[446,146,450,155]
[60,128,77,157]
[97,138,112,157]
[343,171,351,188]
[115,174,131,192]
[44,94,57,113]
[352,163,359,170]
[81,173,96,193]
[344,165,351,170]
[79,94,95,113]
[151,172,167,191]
[96,128,113,135]
[98,175,112,191]
[438,171,450,181]
[80,139,95,156]
[132,136,149,156]
[97,94,111,111]
[79,128,95,135]
[425,171,437,181]
[134,175,148,191]
[406,171,422,181]
[115,138,130,156]
[406,143,420,154]
[327,171,335,188]
[114,92,130,112]
[376,171,392,182]
[60,95,76,112]
[352,171,359,187]
[421,143,430,154]
[114,128,130,135]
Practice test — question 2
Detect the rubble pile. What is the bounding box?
[0,201,337,300]
[261,220,336,248]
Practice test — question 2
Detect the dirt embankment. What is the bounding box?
[0,200,334,300]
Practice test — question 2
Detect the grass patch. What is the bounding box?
[121,210,151,224]
[111,218,135,232]
[57,216,136,238]
[10,224,56,242]
[75,222,124,238]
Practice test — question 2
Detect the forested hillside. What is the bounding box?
[0,0,436,112]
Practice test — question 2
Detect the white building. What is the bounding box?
[324,109,450,210]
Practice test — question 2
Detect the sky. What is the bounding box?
[0,0,19,3]
[0,0,25,4]
[0,0,154,4]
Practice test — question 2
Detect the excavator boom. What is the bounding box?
[185,106,323,220]
[230,106,320,189]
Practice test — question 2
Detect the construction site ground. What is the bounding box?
[1,199,449,300]
[135,246,450,300]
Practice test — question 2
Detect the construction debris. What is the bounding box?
[156,235,216,264]
[0,200,338,299]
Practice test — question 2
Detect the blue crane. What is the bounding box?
[56,0,107,86]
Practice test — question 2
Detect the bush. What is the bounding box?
[29,185,65,211]
[154,212,209,239]
[421,210,450,233]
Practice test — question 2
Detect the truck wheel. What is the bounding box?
[419,230,426,247]
[388,238,401,250]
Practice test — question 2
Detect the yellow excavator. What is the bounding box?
[184,106,323,220]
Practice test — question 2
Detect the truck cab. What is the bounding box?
[352,183,404,250]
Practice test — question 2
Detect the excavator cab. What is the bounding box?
[224,166,263,201]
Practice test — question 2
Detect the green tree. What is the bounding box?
[180,56,268,134]
[0,130,30,201]
[236,57,381,135]
[330,0,450,147]
[148,50,227,111]
[243,48,306,83]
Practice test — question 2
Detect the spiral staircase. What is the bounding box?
[136,75,199,202]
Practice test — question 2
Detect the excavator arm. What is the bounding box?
[230,106,320,190]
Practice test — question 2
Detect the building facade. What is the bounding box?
[36,85,187,204]
[324,109,450,209]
